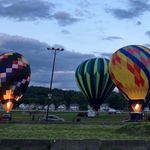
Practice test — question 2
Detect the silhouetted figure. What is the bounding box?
[32,114,35,121]
[76,118,81,122]
[72,117,75,122]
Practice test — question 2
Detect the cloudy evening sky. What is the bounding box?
[0,0,150,91]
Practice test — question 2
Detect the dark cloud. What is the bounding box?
[144,43,150,47]
[0,0,54,21]
[92,51,113,59]
[101,36,123,41]
[99,52,113,59]
[61,30,70,34]
[0,32,95,90]
[53,11,80,26]
[0,0,81,26]
[145,31,150,37]
[136,21,142,25]
[106,0,150,19]
[77,0,93,8]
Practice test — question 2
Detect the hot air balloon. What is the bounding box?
[0,51,31,112]
[75,58,115,111]
[109,45,150,113]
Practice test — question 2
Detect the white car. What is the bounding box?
[108,109,117,114]
[43,115,65,122]
[108,109,121,114]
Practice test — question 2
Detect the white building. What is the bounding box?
[44,103,55,110]
[19,103,30,110]
[57,104,66,111]
[69,104,79,111]
[100,103,110,111]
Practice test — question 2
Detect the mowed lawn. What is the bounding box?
[0,110,130,122]
[0,110,150,140]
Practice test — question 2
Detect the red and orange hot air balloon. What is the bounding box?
[109,45,150,113]
[0,51,31,112]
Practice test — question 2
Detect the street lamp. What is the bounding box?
[46,47,64,121]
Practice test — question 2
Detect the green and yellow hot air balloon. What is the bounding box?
[75,58,115,111]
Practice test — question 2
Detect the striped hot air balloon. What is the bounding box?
[75,58,115,111]
[0,51,31,112]
[109,45,150,112]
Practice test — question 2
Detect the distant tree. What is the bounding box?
[80,104,88,110]
[105,91,126,109]
[18,86,126,110]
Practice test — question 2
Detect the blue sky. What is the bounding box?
[0,0,150,91]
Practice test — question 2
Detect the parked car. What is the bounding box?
[2,112,12,120]
[108,109,121,114]
[43,115,65,122]
[108,109,117,114]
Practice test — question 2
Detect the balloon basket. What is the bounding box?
[128,112,144,122]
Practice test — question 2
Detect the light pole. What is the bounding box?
[46,47,64,121]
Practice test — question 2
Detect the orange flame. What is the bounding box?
[131,103,142,113]
[1,99,15,113]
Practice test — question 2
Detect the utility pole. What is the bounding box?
[46,47,64,121]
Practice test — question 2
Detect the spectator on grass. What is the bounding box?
[72,117,75,122]
[32,114,35,121]
[76,118,81,122]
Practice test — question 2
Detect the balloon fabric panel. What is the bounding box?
[75,58,115,110]
[75,60,90,100]
[109,45,150,101]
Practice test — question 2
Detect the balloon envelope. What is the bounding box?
[0,51,31,112]
[75,58,115,110]
[109,45,150,112]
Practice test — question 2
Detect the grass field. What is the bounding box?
[0,110,130,122]
[0,110,150,141]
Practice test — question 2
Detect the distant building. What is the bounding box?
[100,103,109,111]
[29,103,37,110]
[44,103,55,110]
[57,104,66,111]
[19,103,30,110]
[37,105,44,110]
[69,104,79,111]
[50,104,55,110]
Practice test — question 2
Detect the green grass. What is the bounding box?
[0,110,150,140]
[0,122,150,140]
[116,122,150,136]
[0,110,130,122]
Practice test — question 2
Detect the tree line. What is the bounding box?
[19,86,150,111]
[17,86,131,110]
